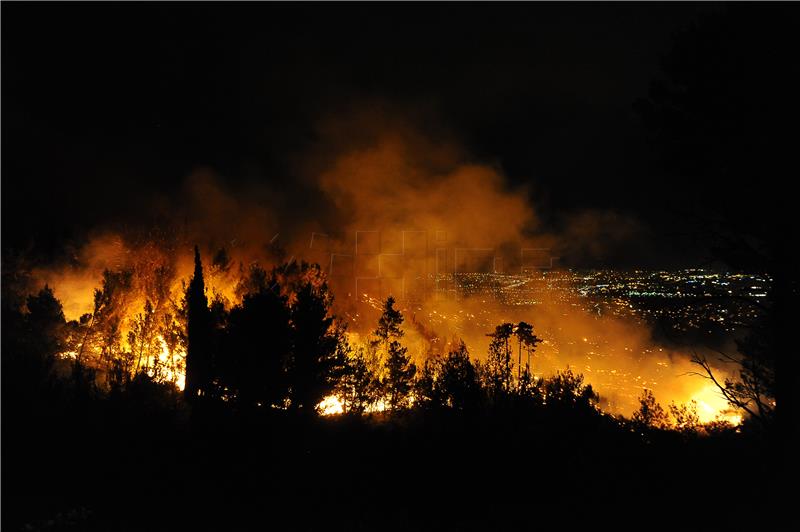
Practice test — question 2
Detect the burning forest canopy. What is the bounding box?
[4,125,748,425]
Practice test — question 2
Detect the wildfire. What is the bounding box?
[57,334,186,391]
[37,237,744,427]
[690,383,742,425]
[317,395,344,415]
[155,335,186,391]
[316,395,390,416]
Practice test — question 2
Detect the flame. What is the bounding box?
[155,335,186,391]
[316,395,389,416]
[317,395,344,415]
[689,383,742,425]
[36,233,743,424]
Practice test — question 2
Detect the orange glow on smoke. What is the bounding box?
[39,245,743,425]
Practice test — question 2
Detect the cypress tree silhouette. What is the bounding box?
[185,246,210,402]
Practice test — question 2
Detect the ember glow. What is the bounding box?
[31,223,745,426]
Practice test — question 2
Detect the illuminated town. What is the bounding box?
[353,268,767,331]
[438,268,767,328]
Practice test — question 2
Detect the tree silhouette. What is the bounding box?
[336,346,377,414]
[383,339,416,411]
[372,295,404,349]
[631,389,669,431]
[287,281,345,412]
[222,270,291,408]
[668,400,700,435]
[24,285,66,358]
[436,341,480,410]
[515,365,541,406]
[512,321,541,379]
[373,297,415,411]
[416,341,481,410]
[414,356,443,408]
[691,333,775,427]
[185,246,211,402]
[9,285,66,396]
[542,368,599,411]
[484,323,515,398]
[216,261,347,412]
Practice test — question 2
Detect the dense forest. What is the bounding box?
[2,248,784,531]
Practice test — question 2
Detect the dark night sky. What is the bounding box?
[2,2,791,267]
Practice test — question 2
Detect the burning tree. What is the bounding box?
[129,299,158,373]
[77,269,133,370]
